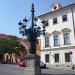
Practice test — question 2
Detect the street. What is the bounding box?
[0,64,25,75]
[0,64,75,75]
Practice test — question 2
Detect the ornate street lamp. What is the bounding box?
[18,3,47,54]
[18,3,47,75]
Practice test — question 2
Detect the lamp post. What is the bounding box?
[18,3,47,75]
[18,3,47,55]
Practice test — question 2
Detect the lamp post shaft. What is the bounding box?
[30,3,36,54]
[31,3,35,30]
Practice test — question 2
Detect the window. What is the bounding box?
[45,20,48,26]
[65,53,70,62]
[45,37,49,47]
[42,20,48,26]
[53,18,57,24]
[63,33,70,45]
[54,35,59,46]
[62,15,67,22]
[45,54,49,63]
[54,54,59,62]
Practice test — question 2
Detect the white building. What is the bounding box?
[38,3,75,68]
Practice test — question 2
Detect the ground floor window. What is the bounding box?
[65,53,70,62]
[45,54,49,63]
[54,53,59,62]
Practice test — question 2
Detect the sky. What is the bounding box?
[0,0,75,38]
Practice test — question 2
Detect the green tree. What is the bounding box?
[0,36,24,53]
[0,38,9,53]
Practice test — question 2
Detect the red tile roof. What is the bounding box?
[0,34,9,39]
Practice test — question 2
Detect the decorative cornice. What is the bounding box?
[41,32,51,36]
[61,28,71,33]
[45,32,51,36]
[51,30,61,35]
[41,46,75,51]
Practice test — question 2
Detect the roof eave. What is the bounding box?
[37,3,75,19]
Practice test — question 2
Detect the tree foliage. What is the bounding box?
[0,36,24,53]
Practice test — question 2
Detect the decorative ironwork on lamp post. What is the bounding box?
[18,3,47,54]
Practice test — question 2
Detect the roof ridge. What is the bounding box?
[38,3,75,18]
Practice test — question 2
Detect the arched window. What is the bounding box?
[61,28,71,45]
[44,33,50,47]
[51,31,61,46]
[63,33,70,45]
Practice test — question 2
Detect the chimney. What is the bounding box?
[51,3,62,11]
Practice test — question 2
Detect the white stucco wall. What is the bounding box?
[38,4,75,66]
[39,6,75,49]
[41,49,75,67]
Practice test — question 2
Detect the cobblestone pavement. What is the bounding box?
[0,64,75,75]
[0,64,25,75]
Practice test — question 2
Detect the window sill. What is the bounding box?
[63,43,71,45]
[55,62,59,63]
[44,46,51,48]
[54,45,60,47]
[53,23,58,25]
[65,62,71,64]
[62,20,67,22]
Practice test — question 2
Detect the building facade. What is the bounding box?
[38,3,75,68]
